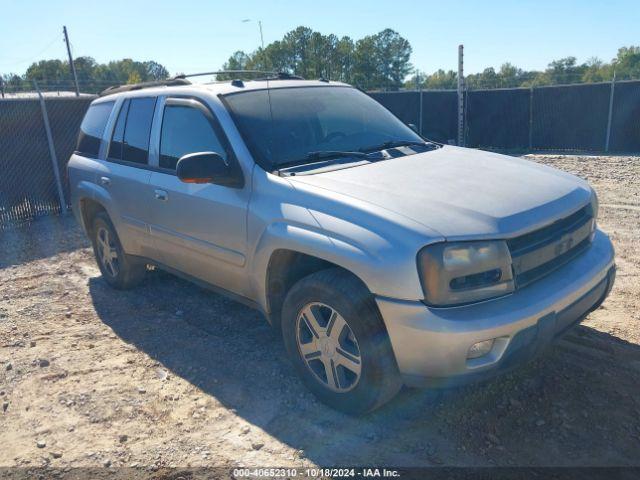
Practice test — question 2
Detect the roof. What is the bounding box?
[94,78,350,103]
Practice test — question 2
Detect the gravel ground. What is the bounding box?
[1,154,639,473]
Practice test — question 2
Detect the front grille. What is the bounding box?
[507,204,593,289]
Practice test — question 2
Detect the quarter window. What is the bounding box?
[159,104,227,170]
[76,101,114,157]
[108,99,128,160]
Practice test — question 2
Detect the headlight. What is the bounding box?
[417,240,515,306]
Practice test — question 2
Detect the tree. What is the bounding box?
[352,35,380,89]
[218,51,252,79]
[144,61,169,80]
[374,29,413,90]
[614,46,640,80]
[24,59,66,86]
[12,57,170,93]
[422,69,457,89]
[333,36,355,83]
[127,71,142,84]
[216,27,412,90]
[283,26,314,76]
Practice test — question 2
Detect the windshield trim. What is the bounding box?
[219,84,427,172]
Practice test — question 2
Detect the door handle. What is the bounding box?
[99,176,111,186]
[154,189,168,201]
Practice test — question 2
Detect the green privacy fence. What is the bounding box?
[372,80,640,152]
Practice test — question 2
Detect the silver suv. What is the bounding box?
[68,75,615,414]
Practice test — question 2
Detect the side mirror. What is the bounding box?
[176,152,241,187]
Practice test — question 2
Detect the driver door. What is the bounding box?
[147,97,250,297]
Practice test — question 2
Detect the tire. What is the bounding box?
[281,268,402,414]
[91,212,146,289]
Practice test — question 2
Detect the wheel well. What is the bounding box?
[79,198,107,237]
[266,250,362,327]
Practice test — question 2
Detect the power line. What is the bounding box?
[0,34,62,69]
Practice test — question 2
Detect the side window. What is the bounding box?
[107,97,156,164]
[108,99,129,160]
[76,101,114,157]
[159,104,227,170]
[123,97,157,164]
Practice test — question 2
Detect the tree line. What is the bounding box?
[221,29,640,90]
[412,46,640,90]
[0,58,169,93]
[2,25,639,93]
[218,26,412,91]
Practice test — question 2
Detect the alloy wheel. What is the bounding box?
[96,226,119,278]
[296,302,362,392]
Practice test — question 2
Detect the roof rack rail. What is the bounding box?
[99,77,191,97]
[173,70,305,81]
[99,70,306,96]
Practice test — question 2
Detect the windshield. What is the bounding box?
[223,86,426,170]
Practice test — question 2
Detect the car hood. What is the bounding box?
[288,146,592,239]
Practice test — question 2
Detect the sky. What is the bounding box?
[1,0,638,77]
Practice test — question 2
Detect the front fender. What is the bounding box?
[250,218,429,313]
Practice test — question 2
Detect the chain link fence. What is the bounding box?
[1,80,639,229]
[0,88,95,229]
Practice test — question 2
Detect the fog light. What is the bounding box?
[467,339,495,359]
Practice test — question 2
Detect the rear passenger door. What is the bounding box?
[96,96,158,259]
[146,97,250,297]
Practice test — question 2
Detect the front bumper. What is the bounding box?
[376,229,615,387]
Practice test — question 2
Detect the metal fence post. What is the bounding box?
[457,45,465,146]
[605,70,616,152]
[528,86,534,150]
[35,80,67,214]
[419,89,424,136]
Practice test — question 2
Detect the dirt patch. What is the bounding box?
[1,155,639,471]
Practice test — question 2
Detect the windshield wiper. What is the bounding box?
[358,140,433,153]
[306,150,368,161]
[276,150,368,170]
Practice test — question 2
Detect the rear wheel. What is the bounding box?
[91,212,146,289]
[281,269,401,414]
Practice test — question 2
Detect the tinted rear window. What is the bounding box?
[123,97,156,164]
[107,97,156,165]
[76,101,114,157]
[108,99,129,161]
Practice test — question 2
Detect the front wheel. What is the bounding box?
[281,269,401,414]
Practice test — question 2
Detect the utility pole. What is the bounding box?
[63,26,80,96]
[258,21,265,50]
[457,44,465,146]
